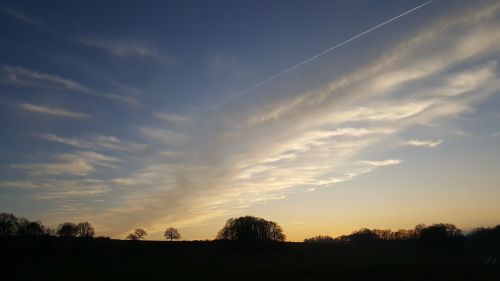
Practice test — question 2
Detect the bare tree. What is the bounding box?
[126,233,139,240]
[77,221,95,238]
[127,228,147,240]
[164,227,181,241]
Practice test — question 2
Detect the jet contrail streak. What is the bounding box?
[207,0,433,110]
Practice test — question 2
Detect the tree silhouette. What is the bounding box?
[77,221,95,238]
[216,216,285,242]
[469,225,500,243]
[417,223,465,252]
[0,213,18,236]
[347,228,379,243]
[18,220,45,236]
[304,235,334,243]
[126,233,139,240]
[56,222,79,237]
[127,228,147,240]
[418,223,462,241]
[164,227,181,241]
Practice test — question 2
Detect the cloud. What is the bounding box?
[36,133,146,152]
[3,66,139,106]
[0,179,110,200]
[90,2,500,238]
[361,159,402,167]
[140,127,187,144]
[20,103,90,119]
[403,139,443,148]
[154,112,190,124]
[78,38,175,66]
[111,178,139,187]
[8,2,500,239]
[246,2,500,125]
[12,151,121,176]
[0,6,44,26]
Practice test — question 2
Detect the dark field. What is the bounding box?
[1,238,499,281]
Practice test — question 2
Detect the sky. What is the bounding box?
[1,0,500,241]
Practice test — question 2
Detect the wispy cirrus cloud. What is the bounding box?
[403,139,443,148]
[81,2,500,239]
[20,103,90,119]
[154,112,190,125]
[6,2,500,239]
[140,127,187,144]
[2,66,139,106]
[0,179,110,200]
[11,151,121,176]
[78,37,176,66]
[36,133,147,152]
[0,6,45,27]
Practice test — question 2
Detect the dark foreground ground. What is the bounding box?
[1,238,499,281]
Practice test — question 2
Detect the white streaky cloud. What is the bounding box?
[403,139,443,148]
[5,66,84,90]
[36,133,146,151]
[111,178,140,187]
[94,136,147,151]
[154,112,190,124]
[360,159,402,167]
[3,66,139,106]
[444,61,497,95]
[247,2,500,125]
[0,179,110,199]
[20,103,90,119]
[78,38,175,66]
[140,127,187,144]
[159,150,183,157]
[494,132,500,137]
[207,0,434,109]
[36,134,85,148]
[12,151,121,176]
[12,160,93,176]
[0,6,44,26]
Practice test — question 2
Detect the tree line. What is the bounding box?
[303,223,500,249]
[0,212,95,238]
[0,212,182,242]
[2,212,499,246]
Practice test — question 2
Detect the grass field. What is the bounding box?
[1,238,499,280]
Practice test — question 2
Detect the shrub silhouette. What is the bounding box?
[164,227,181,241]
[216,216,285,242]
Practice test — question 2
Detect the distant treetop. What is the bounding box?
[216,216,285,242]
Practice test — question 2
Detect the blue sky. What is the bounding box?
[1,0,500,240]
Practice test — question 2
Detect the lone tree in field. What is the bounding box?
[77,221,95,238]
[164,227,181,241]
[216,216,285,242]
[127,228,147,240]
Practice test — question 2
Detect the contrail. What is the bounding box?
[207,0,433,110]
